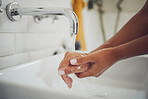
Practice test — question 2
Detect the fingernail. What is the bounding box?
[70,58,77,65]
[58,70,65,75]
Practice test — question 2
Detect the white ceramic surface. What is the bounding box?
[0,53,148,99]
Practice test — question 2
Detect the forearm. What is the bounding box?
[113,34,148,61]
[91,1,148,53]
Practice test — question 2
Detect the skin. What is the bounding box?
[58,51,89,88]
[58,0,148,88]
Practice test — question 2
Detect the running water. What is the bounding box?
[71,34,76,51]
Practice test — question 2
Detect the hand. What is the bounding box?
[58,51,89,88]
[58,48,119,88]
[71,48,119,78]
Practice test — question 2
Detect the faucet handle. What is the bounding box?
[0,0,3,13]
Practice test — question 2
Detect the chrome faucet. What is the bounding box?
[6,2,78,35]
[0,0,3,13]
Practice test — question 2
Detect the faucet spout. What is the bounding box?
[6,2,79,35]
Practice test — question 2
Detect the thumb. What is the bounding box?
[70,54,93,65]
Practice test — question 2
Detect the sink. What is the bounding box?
[0,53,148,99]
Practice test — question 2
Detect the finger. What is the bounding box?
[59,52,82,69]
[70,55,94,65]
[75,71,91,78]
[65,65,89,75]
[61,75,73,88]
[58,59,69,69]
[58,64,89,75]
[75,66,95,78]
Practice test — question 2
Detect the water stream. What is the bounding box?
[71,34,76,51]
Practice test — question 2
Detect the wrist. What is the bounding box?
[90,42,112,53]
[111,46,124,62]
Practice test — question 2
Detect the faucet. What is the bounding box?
[6,2,78,35]
[0,0,3,13]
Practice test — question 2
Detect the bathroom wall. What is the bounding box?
[0,0,146,69]
[0,0,72,69]
[83,0,146,51]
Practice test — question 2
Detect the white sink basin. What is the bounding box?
[0,53,148,99]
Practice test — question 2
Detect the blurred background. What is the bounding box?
[0,0,146,69]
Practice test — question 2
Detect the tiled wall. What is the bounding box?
[0,0,146,69]
[0,0,72,69]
